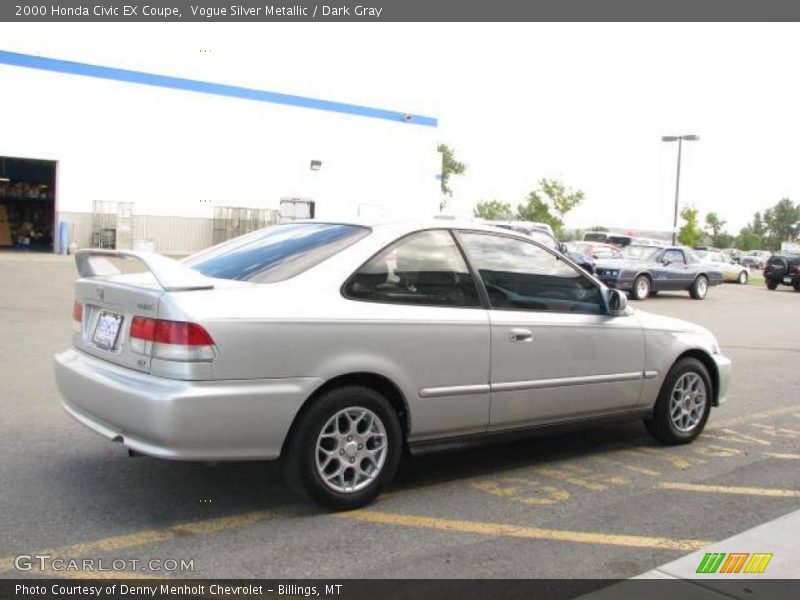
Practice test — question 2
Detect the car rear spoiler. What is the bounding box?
[75,249,215,291]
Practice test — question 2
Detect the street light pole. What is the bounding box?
[662,134,699,245]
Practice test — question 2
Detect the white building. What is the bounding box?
[0,47,441,254]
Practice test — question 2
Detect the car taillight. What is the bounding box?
[72,301,83,333]
[130,317,216,362]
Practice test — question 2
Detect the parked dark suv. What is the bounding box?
[764,254,800,291]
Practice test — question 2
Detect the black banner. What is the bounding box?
[2,580,800,600]
[3,0,800,22]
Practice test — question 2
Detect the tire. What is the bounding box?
[766,280,778,290]
[689,275,709,299]
[737,270,748,285]
[283,385,402,511]
[630,274,650,301]
[645,357,712,445]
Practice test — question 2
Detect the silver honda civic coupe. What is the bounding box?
[55,220,731,510]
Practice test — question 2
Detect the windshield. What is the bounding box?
[184,223,370,282]
[621,245,661,261]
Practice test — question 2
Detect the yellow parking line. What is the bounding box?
[715,406,800,428]
[704,429,771,446]
[763,452,800,460]
[0,510,280,574]
[337,510,710,551]
[659,482,800,498]
[620,448,701,470]
[592,456,661,477]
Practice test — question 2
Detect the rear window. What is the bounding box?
[184,223,370,282]
[606,235,633,247]
[583,232,607,242]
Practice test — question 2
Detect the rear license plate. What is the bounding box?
[784,277,793,284]
[93,311,123,350]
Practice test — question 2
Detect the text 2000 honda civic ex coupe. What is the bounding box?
[55,221,731,510]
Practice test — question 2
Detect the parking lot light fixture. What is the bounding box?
[663,134,700,245]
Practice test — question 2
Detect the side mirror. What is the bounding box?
[662,259,672,266]
[559,243,569,254]
[607,289,628,315]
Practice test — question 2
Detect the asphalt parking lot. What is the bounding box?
[0,254,798,579]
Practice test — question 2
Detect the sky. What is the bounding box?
[2,22,800,234]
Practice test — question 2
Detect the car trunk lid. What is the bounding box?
[72,250,216,374]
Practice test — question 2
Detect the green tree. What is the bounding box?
[715,232,735,249]
[762,198,800,249]
[561,228,584,242]
[474,200,513,221]
[677,206,702,247]
[752,211,765,236]
[437,143,466,201]
[736,226,762,251]
[704,212,726,246]
[517,191,558,230]
[516,178,584,238]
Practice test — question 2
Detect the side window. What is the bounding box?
[664,249,685,264]
[345,230,481,308]
[458,232,604,314]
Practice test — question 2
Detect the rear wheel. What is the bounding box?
[284,385,402,511]
[630,275,650,301]
[737,270,748,285]
[645,357,712,445]
[690,275,708,299]
[767,280,778,290]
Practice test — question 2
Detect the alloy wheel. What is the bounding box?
[315,407,387,493]
[669,372,707,432]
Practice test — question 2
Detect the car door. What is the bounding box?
[342,228,491,440]
[456,231,646,430]
[661,248,690,289]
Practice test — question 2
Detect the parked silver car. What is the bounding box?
[695,250,750,284]
[55,221,731,510]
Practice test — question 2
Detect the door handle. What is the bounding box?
[509,328,533,342]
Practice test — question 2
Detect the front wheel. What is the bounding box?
[283,386,402,511]
[690,275,709,299]
[737,270,748,285]
[766,280,778,290]
[645,357,712,445]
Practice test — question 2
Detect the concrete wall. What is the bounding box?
[58,212,214,256]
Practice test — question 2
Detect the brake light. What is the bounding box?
[72,301,83,333]
[154,321,215,346]
[130,317,216,362]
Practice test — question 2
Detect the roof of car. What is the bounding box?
[286,218,541,238]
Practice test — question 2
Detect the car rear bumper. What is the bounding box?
[54,348,321,460]
[764,273,798,285]
[712,353,732,405]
